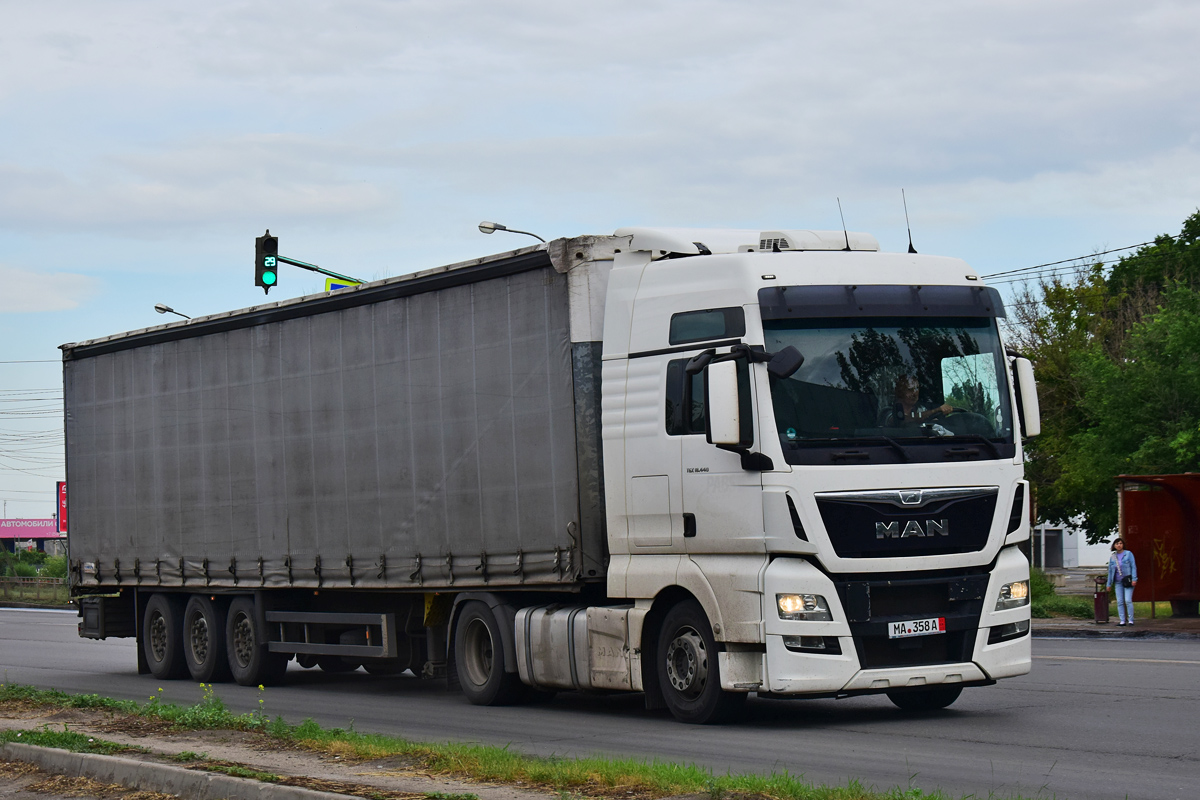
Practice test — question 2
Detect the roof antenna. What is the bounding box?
[902,188,917,254]
[836,198,851,251]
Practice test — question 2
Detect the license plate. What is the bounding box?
[888,617,946,639]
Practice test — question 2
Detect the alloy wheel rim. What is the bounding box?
[665,627,707,698]
[189,614,209,664]
[233,613,255,668]
[461,618,494,688]
[149,612,168,662]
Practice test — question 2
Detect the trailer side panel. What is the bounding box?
[65,264,588,590]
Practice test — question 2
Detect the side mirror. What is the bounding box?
[1014,357,1041,437]
[766,346,804,380]
[705,361,742,445]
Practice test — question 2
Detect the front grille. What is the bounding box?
[816,487,998,558]
[834,571,987,670]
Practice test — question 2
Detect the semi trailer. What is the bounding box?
[63,226,1039,723]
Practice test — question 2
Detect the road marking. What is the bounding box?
[1035,655,1200,665]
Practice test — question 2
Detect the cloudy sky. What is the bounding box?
[2,0,1198,516]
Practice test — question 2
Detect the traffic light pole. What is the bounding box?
[274,255,363,285]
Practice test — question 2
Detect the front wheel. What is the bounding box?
[656,600,745,724]
[453,601,525,705]
[887,685,963,711]
[225,597,288,686]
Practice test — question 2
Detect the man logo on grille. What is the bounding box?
[875,519,949,539]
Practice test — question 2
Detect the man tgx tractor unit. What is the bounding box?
[64,226,1039,723]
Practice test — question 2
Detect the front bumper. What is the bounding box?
[759,547,1031,695]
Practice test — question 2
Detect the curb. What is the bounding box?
[0,743,351,800]
[1032,627,1200,640]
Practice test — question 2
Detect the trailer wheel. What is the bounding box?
[183,595,231,683]
[886,686,963,711]
[143,594,188,680]
[454,601,524,705]
[656,600,745,724]
[225,597,288,686]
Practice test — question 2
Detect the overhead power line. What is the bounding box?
[981,237,1177,280]
[988,248,1185,287]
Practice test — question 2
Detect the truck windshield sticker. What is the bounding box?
[763,315,1013,459]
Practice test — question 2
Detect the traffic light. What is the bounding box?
[255,230,279,294]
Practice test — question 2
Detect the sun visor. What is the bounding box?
[759,284,1006,319]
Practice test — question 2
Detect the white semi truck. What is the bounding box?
[65,226,1038,723]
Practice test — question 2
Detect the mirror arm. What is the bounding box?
[685,349,716,375]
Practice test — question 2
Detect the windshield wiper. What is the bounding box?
[794,435,911,462]
[943,433,1002,459]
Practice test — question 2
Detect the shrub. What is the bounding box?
[41,555,68,578]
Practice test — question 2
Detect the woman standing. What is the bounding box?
[1107,538,1138,626]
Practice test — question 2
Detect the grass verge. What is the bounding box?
[3,681,1034,800]
[0,726,142,756]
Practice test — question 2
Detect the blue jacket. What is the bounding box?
[1107,550,1137,588]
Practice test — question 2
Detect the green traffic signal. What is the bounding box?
[255,231,279,294]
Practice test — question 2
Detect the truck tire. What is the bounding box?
[887,686,963,711]
[183,595,232,683]
[143,593,188,680]
[225,597,288,686]
[453,601,524,705]
[656,600,745,724]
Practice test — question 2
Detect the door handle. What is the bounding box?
[683,513,697,538]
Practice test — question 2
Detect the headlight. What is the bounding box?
[777,593,832,621]
[996,580,1030,610]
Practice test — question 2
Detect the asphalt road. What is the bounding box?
[2,607,1198,800]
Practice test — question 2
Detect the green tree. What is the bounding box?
[1013,210,1200,542]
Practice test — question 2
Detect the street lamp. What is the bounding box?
[154,303,191,320]
[478,221,546,243]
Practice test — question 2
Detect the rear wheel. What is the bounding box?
[454,601,525,705]
[183,595,231,683]
[887,685,963,711]
[143,594,188,680]
[656,600,745,724]
[225,597,288,686]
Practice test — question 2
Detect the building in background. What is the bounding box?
[1031,520,1111,569]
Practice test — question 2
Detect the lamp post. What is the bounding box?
[154,304,191,320]
[478,221,546,243]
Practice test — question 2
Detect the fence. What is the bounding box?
[0,576,69,604]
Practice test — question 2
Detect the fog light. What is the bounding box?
[777,593,832,621]
[996,580,1030,610]
[783,635,842,654]
[987,619,1030,644]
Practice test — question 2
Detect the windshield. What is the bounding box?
[763,316,1014,448]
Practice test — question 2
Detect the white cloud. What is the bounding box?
[0,264,100,312]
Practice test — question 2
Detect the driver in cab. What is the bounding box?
[881,374,952,426]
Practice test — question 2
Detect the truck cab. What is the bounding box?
[587,227,1036,721]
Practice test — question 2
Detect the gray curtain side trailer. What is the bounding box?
[64,243,609,687]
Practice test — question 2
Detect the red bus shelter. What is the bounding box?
[1118,474,1200,617]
